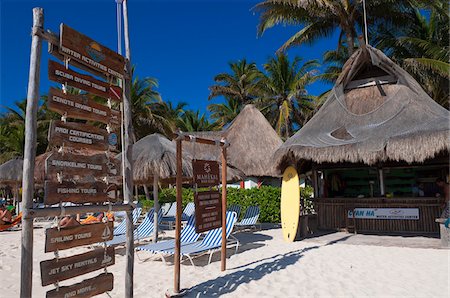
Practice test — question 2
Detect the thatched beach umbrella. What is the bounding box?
[0,158,23,209]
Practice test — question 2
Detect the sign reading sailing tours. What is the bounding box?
[44,180,116,205]
[46,273,114,298]
[193,160,220,187]
[47,87,120,125]
[348,208,420,220]
[194,191,222,233]
[48,60,123,102]
[45,222,113,252]
[40,247,115,286]
[60,24,125,79]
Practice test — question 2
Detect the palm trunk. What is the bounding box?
[345,29,355,56]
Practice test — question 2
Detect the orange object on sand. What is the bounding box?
[0,213,22,232]
[80,213,114,225]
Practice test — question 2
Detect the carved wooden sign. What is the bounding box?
[193,160,220,187]
[47,87,120,125]
[194,190,222,233]
[40,247,115,286]
[48,60,122,102]
[46,273,113,298]
[48,120,118,151]
[45,222,113,252]
[44,180,117,205]
[60,24,125,78]
[45,151,119,180]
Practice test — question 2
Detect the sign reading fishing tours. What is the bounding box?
[40,247,115,286]
[60,24,125,78]
[45,222,113,252]
[194,191,222,233]
[48,60,122,102]
[47,87,120,125]
[193,160,220,187]
[44,180,117,205]
[46,273,113,298]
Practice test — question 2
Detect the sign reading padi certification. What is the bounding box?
[60,24,125,78]
[193,160,220,187]
[348,208,419,220]
[48,60,122,102]
[46,273,113,298]
[47,88,120,125]
[44,181,116,205]
[45,222,113,252]
[194,191,222,233]
[40,247,115,286]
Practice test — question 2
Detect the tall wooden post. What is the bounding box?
[174,139,183,294]
[153,173,159,243]
[221,146,227,271]
[379,168,385,196]
[122,0,134,297]
[21,7,43,298]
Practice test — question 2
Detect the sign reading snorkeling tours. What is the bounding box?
[193,160,220,187]
[194,190,222,233]
[46,273,114,298]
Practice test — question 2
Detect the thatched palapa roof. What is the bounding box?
[0,158,23,184]
[274,44,450,171]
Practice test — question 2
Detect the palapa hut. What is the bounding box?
[0,158,23,209]
[274,44,450,234]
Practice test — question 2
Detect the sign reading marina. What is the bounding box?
[193,160,220,187]
[348,208,419,220]
[194,190,222,233]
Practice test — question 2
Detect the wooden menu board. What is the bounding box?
[46,273,113,298]
[193,160,220,187]
[60,24,125,78]
[45,222,113,252]
[40,247,115,286]
[194,190,222,233]
[48,60,122,102]
[47,87,120,125]
[44,180,116,205]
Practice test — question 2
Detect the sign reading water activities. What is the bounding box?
[45,222,113,252]
[194,191,222,233]
[48,60,122,102]
[40,247,115,286]
[348,208,419,220]
[193,160,219,187]
[44,180,117,205]
[60,24,125,78]
[46,273,113,298]
[47,87,120,125]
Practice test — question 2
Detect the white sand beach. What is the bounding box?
[1,224,449,298]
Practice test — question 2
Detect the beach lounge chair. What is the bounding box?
[113,207,142,236]
[157,211,238,266]
[136,215,201,255]
[227,204,241,219]
[107,208,164,246]
[235,206,260,231]
[0,212,22,232]
[163,202,195,223]
[160,203,173,216]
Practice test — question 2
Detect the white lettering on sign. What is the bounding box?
[53,95,75,107]
[51,160,103,171]
[348,208,419,220]
[54,125,105,145]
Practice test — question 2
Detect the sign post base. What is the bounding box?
[165,288,187,298]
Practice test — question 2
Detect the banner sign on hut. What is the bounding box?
[193,160,220,187]
[48,60,122,102]
[60,24,125,78]
[40,247,115,286]
[47,87,120,125]
[194,190,222,233]
[45,222,113,252]
[44,180,116,205]
[46,273,113,298]
[348,208,420,220]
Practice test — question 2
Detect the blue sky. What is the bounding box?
[0,0,337,115]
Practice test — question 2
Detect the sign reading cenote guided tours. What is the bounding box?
[44,180,116,205]
[193,160,220,187]
[45,222,113,252]
[40,247,115,286]
[194,191,222,233]
[46,273,113,298]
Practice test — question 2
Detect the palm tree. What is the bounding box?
[177,110,219,132]
[207,97,241,128]
[259,53,320,139]
[150,100,187,137]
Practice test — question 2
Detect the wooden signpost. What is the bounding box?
[194,191,222,233]
[44,180,116,205]
[193,160,220,187]
[46,273,114,298]
[48,60,123,102]
[47,87,120,125]
[45,222,113,252]
[40,247,115,286]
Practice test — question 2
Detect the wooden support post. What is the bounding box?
[174,139,182,294]
[221,146,227,271]
[153,173,159,243]
[379,168,385,196]
[122,1,134,297]
[20,7,43,298]
[312,168,319,198]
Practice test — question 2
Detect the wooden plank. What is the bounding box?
[48,60,122,102]
[193,160,220,187]
[194,191,222,233]
[47,87,120,125]
[44,180,117,205]
[46,273,113,298]
[40,247,115,286]
[345,75,397,90]
[48,120,118,151]
[45,151,119,180]
[60,24,125,78]
[45,222,114,252]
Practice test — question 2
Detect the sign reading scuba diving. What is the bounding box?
[348,208,419,220]
[193,160,220,187]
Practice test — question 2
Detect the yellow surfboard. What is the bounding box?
[281,166,300,242]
